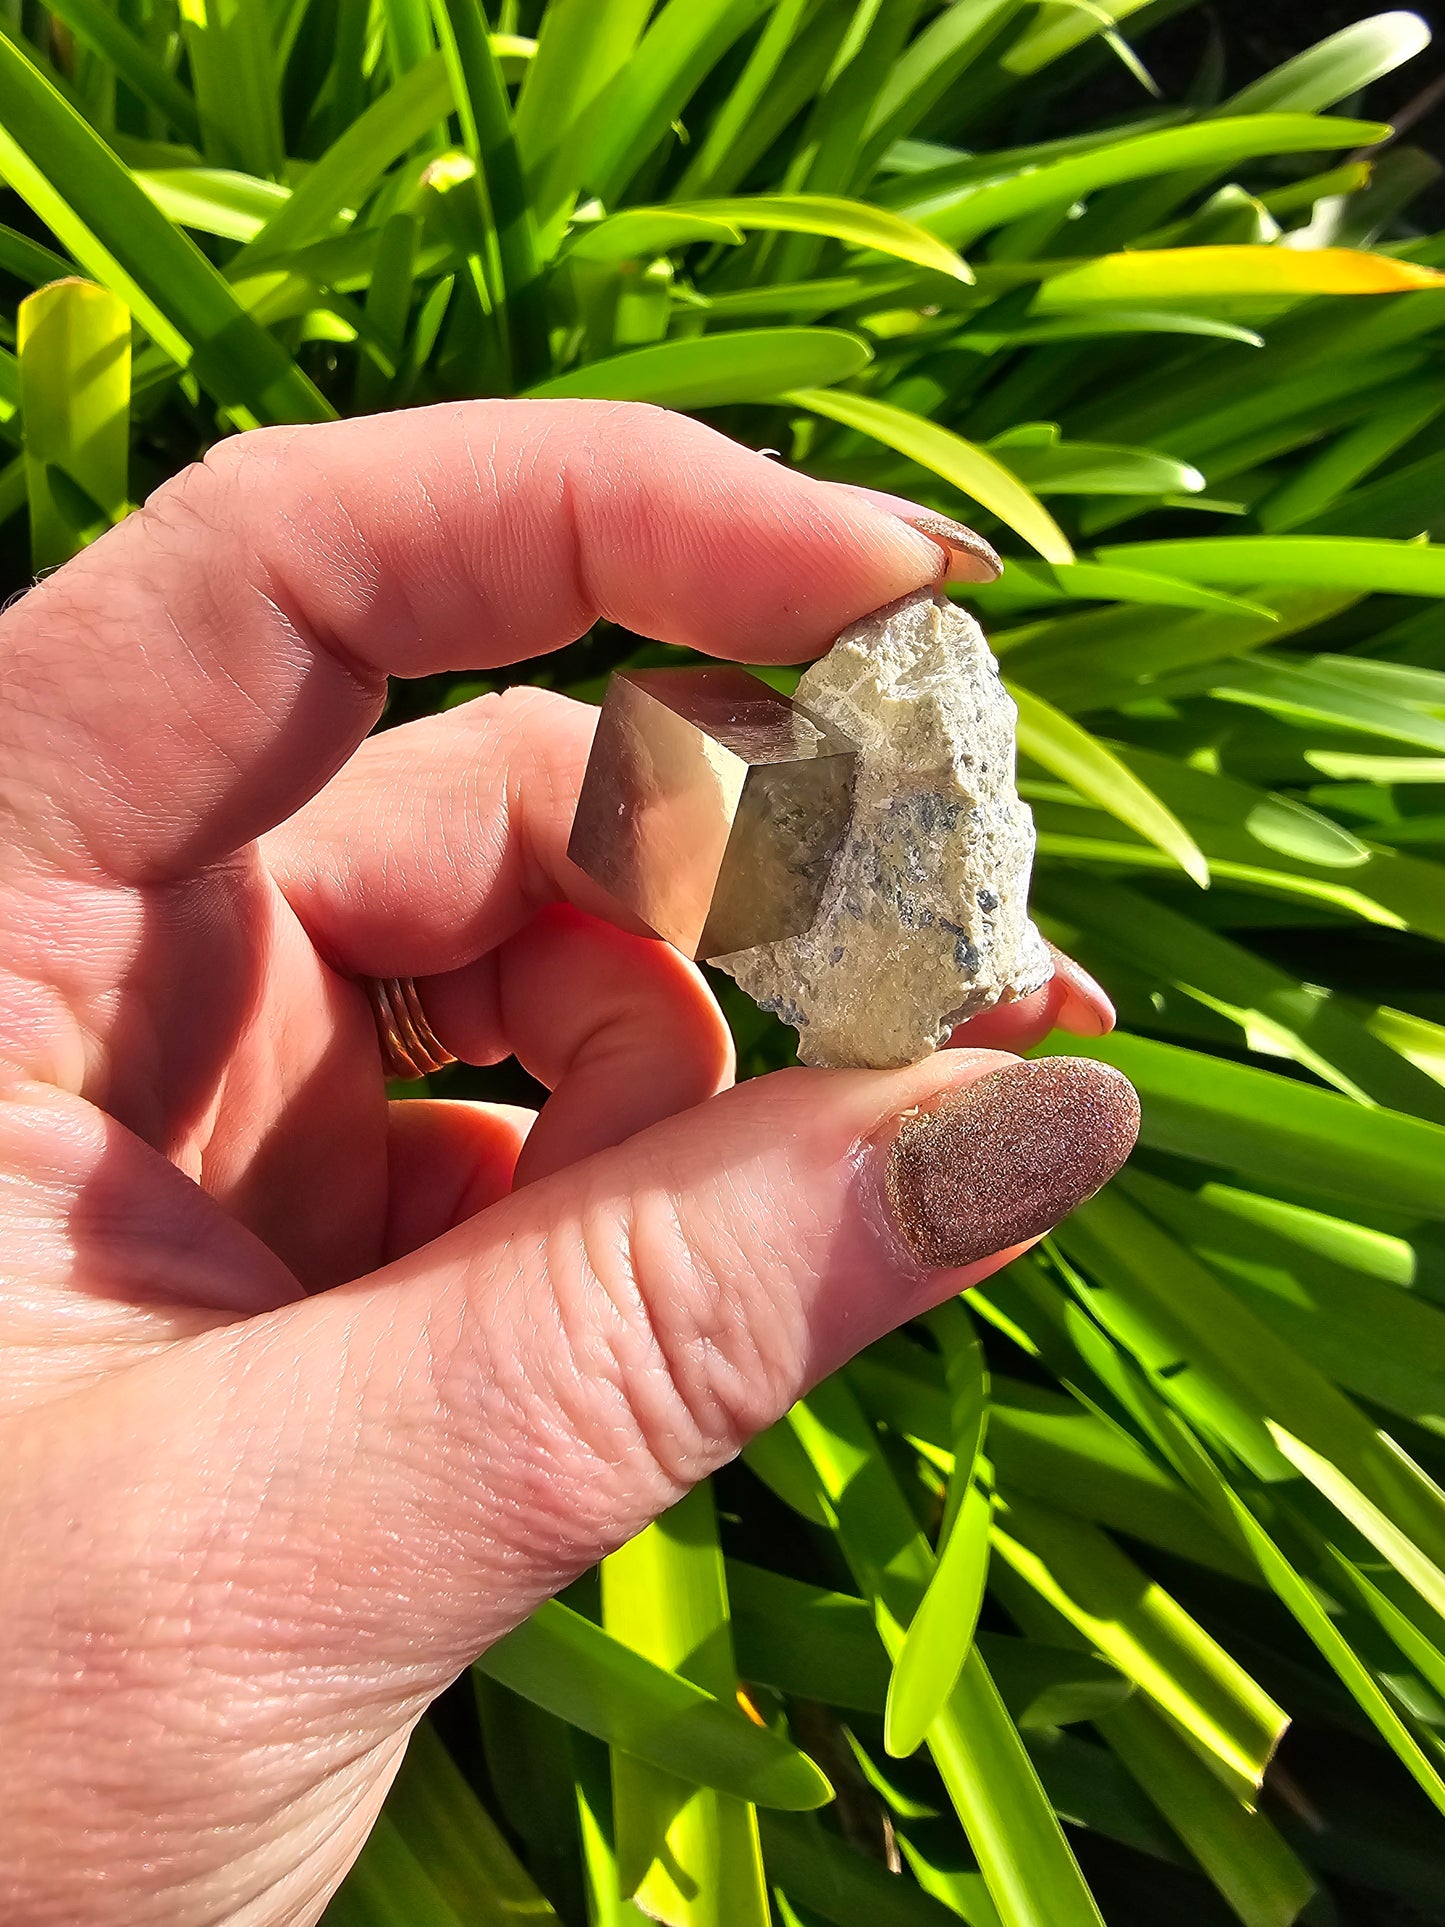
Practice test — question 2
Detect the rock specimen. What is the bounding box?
[567,665,857,960]
[715,588,1051,1068]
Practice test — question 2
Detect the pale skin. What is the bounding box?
[0,401,1115,1925]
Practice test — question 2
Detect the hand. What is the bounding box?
[0,401,1135,1924]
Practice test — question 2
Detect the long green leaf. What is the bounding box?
[582,192,972,280]
[0,34,328,425]
[236,55,453,268]
[431,0,545,385]
[1037,246,1445,305]
[531,328,872,406]
[886,1306,992,1757]
[476,1600,832,1811]
[903,117,1388,247]
[44,0,202,146]
[991,1491,1287,1801]
[180,0,284,181]
[1012,682,1210,886]
[18,277,130,571]
[602,1489,770,1927]
[1222,1489,1445,1818]
[790,1377,1106,1927]
[1102,535,1445,596]
[784,385,1073,562]
[1227,11,1434,113]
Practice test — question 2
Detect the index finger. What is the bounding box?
[0,400,947,884]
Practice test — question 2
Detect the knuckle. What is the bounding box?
[568,1187,801,1492]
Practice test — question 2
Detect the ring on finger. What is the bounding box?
[364,975,458,1080]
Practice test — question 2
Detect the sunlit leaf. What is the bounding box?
[784,385,1074,562]
[531,328,871,405]
[476,1601,833,1811]
[1037,246,1445,305]
[17,277,130,570]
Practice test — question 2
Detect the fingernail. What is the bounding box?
[1048,944,1115,1037]
[884,1057,1139,1269]
[898,513,1003,584]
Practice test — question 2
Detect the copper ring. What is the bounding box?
[364,975,457,1080]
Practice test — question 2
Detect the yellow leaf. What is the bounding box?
[1038,245,1445,306]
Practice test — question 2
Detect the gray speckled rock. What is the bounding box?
[715,588,1051,1068]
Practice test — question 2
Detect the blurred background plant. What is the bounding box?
[2,0,1445,1921]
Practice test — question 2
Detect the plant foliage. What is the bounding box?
[1,2,1444,1922]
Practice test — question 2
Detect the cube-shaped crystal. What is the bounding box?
[567,666,857,960]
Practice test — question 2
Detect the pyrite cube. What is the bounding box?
[567,666,857,960]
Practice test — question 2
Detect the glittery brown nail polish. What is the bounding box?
[901,513,1003,584]
[885,1058,1140,1269]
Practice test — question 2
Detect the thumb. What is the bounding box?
[13,1053,1135,1912]
[185,1053,1135,1665]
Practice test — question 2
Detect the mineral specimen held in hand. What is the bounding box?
[715,588,1052,1068]
[567,665,858,960]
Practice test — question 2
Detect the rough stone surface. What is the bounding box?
[715,588,1051,1068]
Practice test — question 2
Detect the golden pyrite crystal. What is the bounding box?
[566,665,857,961]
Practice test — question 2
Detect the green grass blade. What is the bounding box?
[355,211,419,412]
[381,1721,562,1923]
[999,0,1155,73]
[907,116,1388,249]
[136,167,288,242]
[600,193,972,281]
[1054,1181,1445,1590]
[760,1811,964,1927]
[886,1482,993,1758]
[673,0,827,201]
[1205,654,1445,754]
[1102,536,1445,597]
[1033,744,1445,940]
[512,0,651,223]
[980,559,1274,618]
[324,1812,463,1925]
[1012,683,1210,886]
[574,1731,653,1927]
[729,1561,891,1713]
[1226,11,1433,113]
[1222,1489,1445,1818]
[784,385,1073,562]
[601,1488,770,1926]
[44,0,202,147]
[1269,1425,1445,1622]
[476,1599,832,1811]
[17,276,130,571]
[1094,1699,1315,1927]
[546,0,769,229]
[567,210,747,260]
[997,435,1204,498]
[1040,871,1445,1120]
[864,0,1023,159]
[0,34,329,425]
[1036,246,1445,306]
[928,1649,1108,1927]
[990,1491,1287,1802]
[430,0,545,386]
[532,329,872,406]
[790,1377,1107,1927]
[236,54,453,268]
[886,1306,992,1757]
[853,1338,1257,1580]
[180,0,285,181]
[961,310,1267,350]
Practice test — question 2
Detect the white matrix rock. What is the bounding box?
[716,588,1051,1068]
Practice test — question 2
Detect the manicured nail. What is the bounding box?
[885,1057,1139,1269]
[1048,944,1115,1037]
[898,513,1003,584]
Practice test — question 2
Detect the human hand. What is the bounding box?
[0,401,1136,1924]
